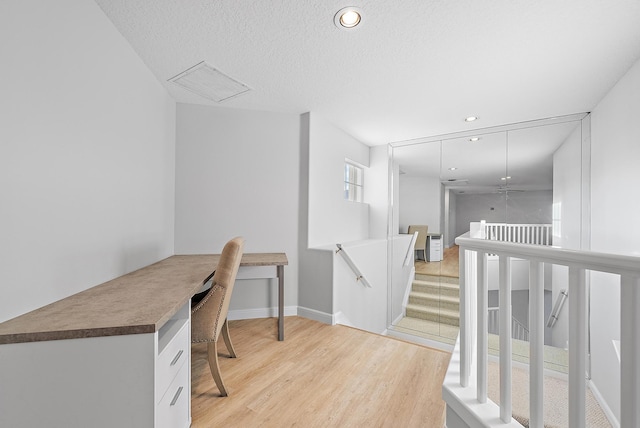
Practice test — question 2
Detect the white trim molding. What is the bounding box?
[296,306,334,325]
[228,306,298,321]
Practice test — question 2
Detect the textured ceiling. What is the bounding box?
[94,0,640,146]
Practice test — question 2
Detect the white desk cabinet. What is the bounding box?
[0,253,288,427]
[0,302,191,428]
[0,255,222,428]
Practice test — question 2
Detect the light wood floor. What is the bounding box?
[191,317,451,427]
[415,245,459,278]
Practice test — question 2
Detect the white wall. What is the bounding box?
[367,145,390,239]
[307,113,370,247]
[298,113,333,317]
[553,125,583,249]
[0,0,176,323]
[174,103,300,313]
[445,188,458,247]
[455,193,506,237]
[333,239,388,333]
[550,124,583,348]
[299,112,374,319]
[589,57,640,422]
[399,175,442,234]
[392,162,401,235]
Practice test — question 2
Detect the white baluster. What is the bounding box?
[529,261,544,428]
[499,255,512,423]
[568,268,586,428]
[477,251,488,403]
[459,245,469,387]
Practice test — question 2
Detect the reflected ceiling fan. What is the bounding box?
[495,186,525,193]
[441,178,469,186]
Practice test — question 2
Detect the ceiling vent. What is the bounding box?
[168,61,251,102]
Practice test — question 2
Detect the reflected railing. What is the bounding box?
[483,222,552,246]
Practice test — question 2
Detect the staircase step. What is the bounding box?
[411,279,459,297]
[415,274,459,285]
[408,291,459,312]
[405,304,459,326]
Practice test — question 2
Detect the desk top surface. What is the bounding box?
[0,253,287,345]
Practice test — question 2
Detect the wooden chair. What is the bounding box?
[191,237,244,396]
[408,225,428,261]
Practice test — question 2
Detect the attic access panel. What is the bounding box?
[168,61,251,102]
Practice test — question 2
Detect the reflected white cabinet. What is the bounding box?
[427,233,442,262]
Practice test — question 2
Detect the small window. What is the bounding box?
[344,161,364,202]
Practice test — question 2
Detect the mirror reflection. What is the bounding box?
[390,117,584,347]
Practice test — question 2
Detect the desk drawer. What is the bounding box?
[156,321,189,400]
[156,362,189,428]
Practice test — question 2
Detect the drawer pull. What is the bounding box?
[170,386,184,406]
[170,349,184,366]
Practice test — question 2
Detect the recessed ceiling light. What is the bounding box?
[449,167,458,171]
[334,7,362,29]
[501,176,511,180]
[465,116,478,122]
[469,137,480,142]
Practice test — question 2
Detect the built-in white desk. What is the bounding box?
[0,253,287,428]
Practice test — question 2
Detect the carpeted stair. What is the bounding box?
[405,274,460,326]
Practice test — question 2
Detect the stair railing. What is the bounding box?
[488,307,530,342]
[513,317,530,343]
[546,289,568,328]
[335,244,372,288]
[443,232,640,428]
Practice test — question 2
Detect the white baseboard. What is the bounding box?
[227,306,297,321]
[588,379,620,428]
[227,305,336,326]
[297,306,334,325]
[392,310,406,326]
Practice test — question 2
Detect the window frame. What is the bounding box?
[344,160,364,203]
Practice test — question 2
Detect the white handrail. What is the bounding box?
[443,232,640,428]
[335,244,372,288]
[456,235,640,275]
[404,232,418,267]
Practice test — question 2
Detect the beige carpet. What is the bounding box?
[487,361,612,427]
[488,334,569,374]
[393,319,612,427]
